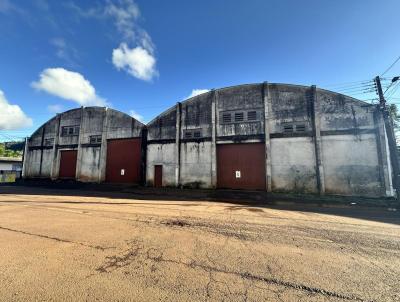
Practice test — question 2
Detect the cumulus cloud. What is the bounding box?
[0,90,32,130]
[47,104,64,114]
[112,43,157,81]
[68,0,158,81]
[186,89,210,99]
[107,0,158,81]
[129,109,144,122]
[31,68,106,106]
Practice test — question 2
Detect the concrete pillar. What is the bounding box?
[75,106,85,180]
[310,86,325,194]
[374,109,393,196]
[50,114,61,179]
[263,82,273,192]
[22,137,29,178]
[175,102,182,187]
[211,89,218,188]
[98,107,109,182]
[38,126,45,177]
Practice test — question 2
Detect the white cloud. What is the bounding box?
[112,43,157,81]
[186,89,210,99]
[31,68,106,106]
[0,90,32,130]
[68,0,158,81]
[104,0,140,42]
[129,109,144,122]
[47,104,64,114]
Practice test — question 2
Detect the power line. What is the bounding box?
[382,55,400,76]
[386,82,400,100]
[321,79,372,88]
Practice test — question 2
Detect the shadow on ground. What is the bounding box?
[1,180,399,225]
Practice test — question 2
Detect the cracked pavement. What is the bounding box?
[0,186,399,301]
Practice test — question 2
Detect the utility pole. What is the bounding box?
[375,76,400,200]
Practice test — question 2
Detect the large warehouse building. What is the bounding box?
[23,82,396,197]
[23,107,146,184]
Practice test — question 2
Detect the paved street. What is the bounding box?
[0,186,399,301]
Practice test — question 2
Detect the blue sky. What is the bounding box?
[0,0,400,141]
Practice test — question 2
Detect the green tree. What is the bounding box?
[0,143,22,158]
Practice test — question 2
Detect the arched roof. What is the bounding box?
[30,106,145,138]
[147,82,374,125]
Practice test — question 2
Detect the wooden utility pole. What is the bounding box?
[375,76,400,199]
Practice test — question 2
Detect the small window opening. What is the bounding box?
[247,111,257,121]
[296,124,306,132]
[283,125,294,133]
[44,138,54,146]
[184,131,192,138]
[222,113,231,123]
[234,112,244,122]
[193,131,201,138]
[89,135,102,144]
[61,126,80,136]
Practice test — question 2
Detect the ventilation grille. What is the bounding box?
[222,113,232,123]
[234,112,244,122]
[183,129,202,139]
[247,111,257,121]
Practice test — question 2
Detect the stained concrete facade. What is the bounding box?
[146,83,394,197]
[23,83,395,197]
[23,107,145,182]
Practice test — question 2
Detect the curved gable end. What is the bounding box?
[23,83,394,198]
[23,106,146,183]
[145,83,392,197]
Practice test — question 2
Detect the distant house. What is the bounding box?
[0,157,22,182]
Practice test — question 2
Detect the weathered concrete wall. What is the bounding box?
[180,141,213,188]
[24,84,394,197]
[317,89,383,196]
[145,83,392,197]
[182,92,213,137]
[106,109,143,139]
[271,137,317,193]
[147,107,177,141]
[25,149,41,177]
[217,84,265,138]
[40,149,53,177]
[268,84,311,133]
[58,109,81,146]
[317,89,375,131]
[267,84,316,193]
[24,107,144,183]
[146,143,176,187]
[146,105,178,186]
[79,147,101,182]
[321,134,381,195]
[24,115,59,178]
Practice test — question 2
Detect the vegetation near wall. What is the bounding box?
[0,142,24,158]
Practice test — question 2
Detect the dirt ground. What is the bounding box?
[0,186,399,302]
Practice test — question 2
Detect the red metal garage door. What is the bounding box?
[217,143,266,190]
[106,138,141,183]
[59,150,77,179]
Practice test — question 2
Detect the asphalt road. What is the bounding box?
[0,186,399,301]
